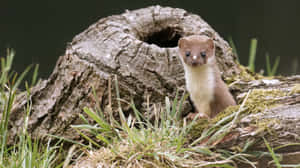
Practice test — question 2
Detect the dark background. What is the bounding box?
[0,0,299,80]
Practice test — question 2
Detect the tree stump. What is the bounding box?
[8,5,300,167]
[10,5,240,141]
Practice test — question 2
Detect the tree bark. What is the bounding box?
[8,5,300,167]
[219,75,300,167]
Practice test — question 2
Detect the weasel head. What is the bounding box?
[178,35,215,67]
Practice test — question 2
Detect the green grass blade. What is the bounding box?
[266,53,272,76]
[96,134,112,146]
[280,164,300,167]
[114,75,126,126]
[79,114,90,125]
[263,137,282,168]
[6,48,14,71]
[228,36,239,62]
[83,107,111,132]
[177,92,188,121]
[73,128,101,148]
[165,96,171,118]
[171,89,179,118]
[47,134,88,148]
[130,99,147,130]
[266,53,280,76]
[31,64,39,87]
[248,38,257,72]
[242,138,256,152]
[189,146,214,156]
[12,64,32,91]
[72,124,102,130]
[271,56,280,76]
[274,143,300,151]
[91,86,104,119]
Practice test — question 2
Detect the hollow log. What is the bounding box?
[10,5,240,141]
[8,5,300,167]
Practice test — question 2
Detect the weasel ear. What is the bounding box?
[207,38,215,50]
[178,38,187,49]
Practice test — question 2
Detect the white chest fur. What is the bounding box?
[183,65,215,115]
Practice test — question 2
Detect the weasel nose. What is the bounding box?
[193,55,197,60]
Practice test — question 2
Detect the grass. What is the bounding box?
[265,53,280,76]
[71,77,260,167]
[248,38,257,72]
[0,49,63,168]
[70,76,300,167]
[264,139,300,168]
[263,137,282,168]
[229,37,280,76]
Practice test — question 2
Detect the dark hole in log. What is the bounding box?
[143,27,182,48]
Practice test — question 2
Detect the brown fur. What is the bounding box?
[210,73,236,117]
[178,35,236,118]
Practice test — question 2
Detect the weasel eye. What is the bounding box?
[200,51,206,58]
[185,51,191,57]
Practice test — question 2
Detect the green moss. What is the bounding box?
[188,105,239,140]
[256,118,279,135]
[225,64,263,84]
[188,118,210,139]
[188,88,287,142]
[211,88,285,124]
[241,89,286,114]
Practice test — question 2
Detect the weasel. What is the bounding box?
[178,35,236,118]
